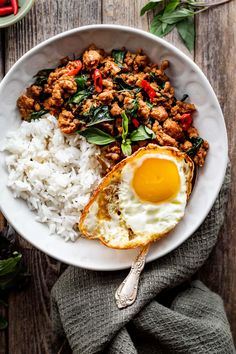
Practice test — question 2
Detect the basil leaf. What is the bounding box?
[176,17,195,52]
[114,77,141,93]
[33,68,54,87]
[78,128,115,145]
[151,12,176,37]
[69,85,94,106]
[130,125,155,141]
[126,99,139,117]
[111,49,126,67]
[0,254,22,290]
[186,137,203,158]
[87,106,114,126]
[30,109,48,121]
[121,112,129,143]
[164,0,180,14]
[161,8,194,25]
[180,93,189,102]
[0,316,8,330]
[140,0,163,16]
[74,74,89,91]
[121,141,132,157]
[149,72,165,88]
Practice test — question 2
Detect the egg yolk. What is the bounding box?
[132,157,180,203]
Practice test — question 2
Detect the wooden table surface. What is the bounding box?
[0,0,235,353]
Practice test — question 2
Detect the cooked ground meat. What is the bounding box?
[17,46,209,167]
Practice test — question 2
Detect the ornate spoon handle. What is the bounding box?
[115,244,150,309]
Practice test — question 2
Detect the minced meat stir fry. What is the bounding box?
[17,45,208,168]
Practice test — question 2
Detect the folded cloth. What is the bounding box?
[51,166,235,354]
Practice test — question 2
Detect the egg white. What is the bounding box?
[118,153,190,238]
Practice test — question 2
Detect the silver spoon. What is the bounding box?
[115,244,150,309]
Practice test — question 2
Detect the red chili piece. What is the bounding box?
[10,0,18,15]
[141,80,156,102]
[0,0,7,7]
[93,69,103,93]
[132,118,139,128]
[180,113,192,131]
[67,60,82,76]
[0,6,13,16]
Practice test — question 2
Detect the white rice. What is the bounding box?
[3,115,102,241]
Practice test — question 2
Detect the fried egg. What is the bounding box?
[79,144,194,249]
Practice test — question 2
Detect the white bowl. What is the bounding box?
[0,25,228,270]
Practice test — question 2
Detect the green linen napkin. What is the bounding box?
[51,166,235,354]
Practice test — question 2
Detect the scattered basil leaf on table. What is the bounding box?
[78,127,115,145]
[140,0,163,16]
[0,317,7,330]
[176,17,195,52]
[130,125,156,141]
[140,0,228,52]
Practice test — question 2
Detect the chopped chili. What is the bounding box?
[10,0,18,15]
[93,69,103,93]
[0,5,13,16]
[132,118,139,128]
[67,60,82,76]
[180,113,192,131]
[141,80,156,102]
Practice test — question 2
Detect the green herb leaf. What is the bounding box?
[69,85,94,106]
[30,109,48,120]
[176,17,195,52]
[180,93,189,102]
[114,77,141,93]
[140,0,163,16]
[78,128,115,145]
[121,112,129,143]
[74,74,89,91]
[111,49,126,67]
[121,141,132,156]
[130,125,156,141]
[161,8,194,25]
[164,0,180,14]
[149,72,165,88]
[33,68,54,87]
[0,316,8,330]
[87,106,114,126]
[126,99,139,117]
[0,254,22,291]
[186,137,203,158]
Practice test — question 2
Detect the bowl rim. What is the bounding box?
[0,24,228,270]
[0,0,35,28]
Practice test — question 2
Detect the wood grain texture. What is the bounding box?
[3,1,101,353]
[195,0,236,338]
[5,0,102,70]
[0,0,235,352]
[0,214,7,354]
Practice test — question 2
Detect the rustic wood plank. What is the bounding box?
[4,1,101,353]
[195,1,236,341]
[5,0,102,70]
[0,214,7,354]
